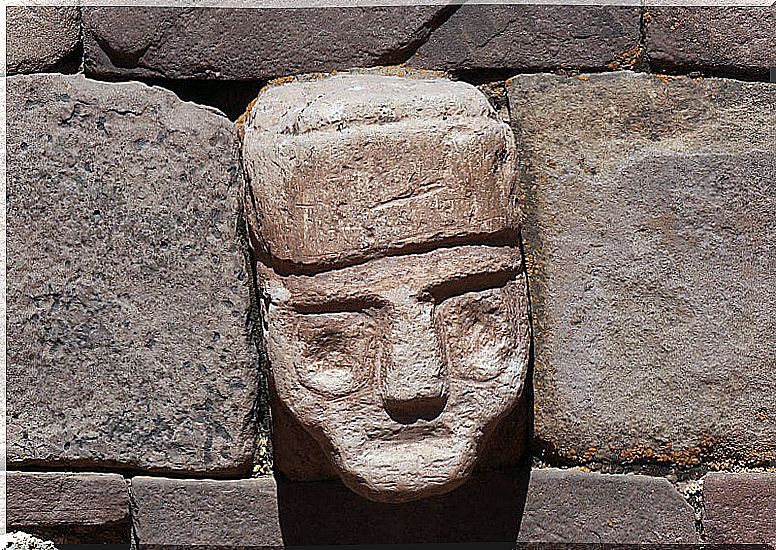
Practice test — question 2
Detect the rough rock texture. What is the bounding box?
[130,477,283,547]
[82,6,454,81]
[7,74,257,475]
[518,469,697,543]
[4,532,58,550]
[704,472,776,544]
[507,72,775,467]
[646,7,776,79]
[243,72,530,502]
[6,472,130,544]
[409,6,641,73]
[243,72,520,267]
[6,6,81,74]
[129,470,696,545]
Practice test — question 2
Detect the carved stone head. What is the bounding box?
[243,71,530,503]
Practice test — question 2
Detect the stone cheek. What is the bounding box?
[243,72,530,502]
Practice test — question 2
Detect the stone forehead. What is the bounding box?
[243,73,519,269]
[248,73,495,134]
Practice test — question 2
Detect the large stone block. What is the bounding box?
[6,472,130,544]
[507,72,775,467]
[82,6,453,81]
[703,472,776,544]
[7,74,258,475]
[130,477,282,547]
[646,7,776,79]
[409,6,641,73]
[129,469,696,545]
[518,469,697,543]
[243,71,531,502]
[6,6,81,74]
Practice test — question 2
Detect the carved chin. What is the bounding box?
[330,435,477,503]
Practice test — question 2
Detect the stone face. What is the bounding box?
[703,472,776,544]
[82,6,452,81]
[6,6,81,74]
[409,6,641,73]
[507,72,775,467]
[518,469,697,543]
[6,472,129,544]
[646,7,776,79]
[7,74,257,475]
[130,477,282,547]
[243,72,530,502]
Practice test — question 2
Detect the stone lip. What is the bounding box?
[82,6,455,81]
[507,71,775,468]
[6,74,258,476]
[703,472,776,544]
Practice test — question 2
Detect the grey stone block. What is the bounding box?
[646,7,776,79]
[7,74,258,475]
[704,472,776,544]
[82,6,452,81]
[409,5,641,73]
[6,6,81,74]
[7,472,130,544]
[130,477,282,547]
[507,72,775,467]
[129,469,696,545]
[518,469,697,543]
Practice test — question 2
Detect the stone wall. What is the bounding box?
[6,5,775,546]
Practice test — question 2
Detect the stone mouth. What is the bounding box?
[364,420,451,442]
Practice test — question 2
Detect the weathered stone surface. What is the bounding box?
[4,532,58,550]
[6,6,81,74]
[243,72,519,267]
[243,72,530,502]
[646,7,776,79]
[507,72,775,467]
[82,6,453,81]
[519,469,697,543]
[6,472,129,544]
[129,469,696,545]
[130,477,283,547]
[409,6,641,73]
[704,472,776,544]
[7,74,257,475]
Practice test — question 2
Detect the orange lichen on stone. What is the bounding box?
[655,73,677,85]
[234,96,258,140]
[608,43,642,70]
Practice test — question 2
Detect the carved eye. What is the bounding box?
[294,312,380,398]
[434,281,525,382]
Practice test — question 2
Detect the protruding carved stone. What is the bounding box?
[243,71,530,503]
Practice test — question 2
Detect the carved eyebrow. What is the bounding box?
[419,269,519,304]
[291,294,387,315]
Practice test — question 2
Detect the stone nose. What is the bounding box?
[380,302,447,422]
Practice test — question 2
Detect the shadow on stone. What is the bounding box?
[276,467,530,545]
